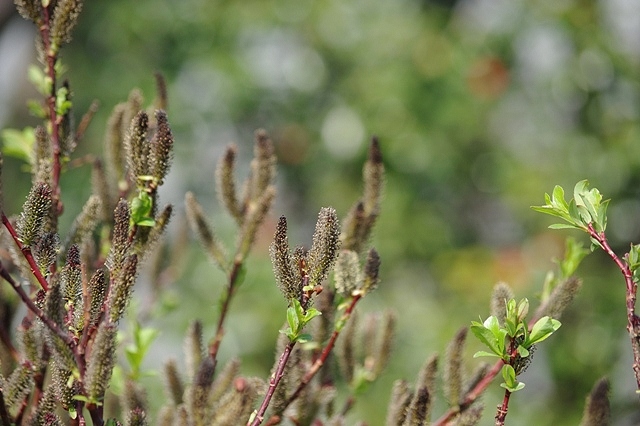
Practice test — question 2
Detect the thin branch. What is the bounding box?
[268,293,363,424]
[0,261,77,357]
[208,257,244,366]
[1,213,50,291]
[587,223,640,389]
[433,359,503,426]
[38,4,63,214]
[249,341,297,426]
[495,389,511,426]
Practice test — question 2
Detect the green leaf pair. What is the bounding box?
[280,299,322,343]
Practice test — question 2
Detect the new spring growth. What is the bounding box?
[272,208,340,306]
[471,297,561,393]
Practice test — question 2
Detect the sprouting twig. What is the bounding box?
[249,341,297,426]
[209,258,244,366]
[266,293,364,425]
[38,4,63,213]
[586,223,640,389]
[495,389,511,426]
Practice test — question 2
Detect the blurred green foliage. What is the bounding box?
[3,0,640,423]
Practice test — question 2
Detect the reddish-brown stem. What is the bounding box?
[38,5,63,213]
[587,223,640,389]
[249,341,297,426]
[208,258,244,366]
[0,261,78,360]
[433,359,503,425]
[265,293,363,425]
[2,213,50,291]
[495,389,511,426]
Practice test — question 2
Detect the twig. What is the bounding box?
[586,223,640,389]
[2,213,50,291]
[38,4,63,214]
[495,389,511,426]
[208,258,244,366]
[249,340,297,426]
[0,261,77,359]
[433,359,503,425]
[266,293,363,425]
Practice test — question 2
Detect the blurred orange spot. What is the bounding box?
[467,56,510,100]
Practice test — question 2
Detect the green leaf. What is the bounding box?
[131,191,155,227]
[548,223,584,230]
[500,364,526,392]
[558,237,589,278]
[1,127,35,164]
[551,185,570,212]
[517,345,529,358]
[303,307,322,323]
[296,333,313,343]
[28,64,51,95]
[27,100,47,118]
[472,350,502,359]
[286,305,299,336]
[526,316,561,346]
[470,318,506,357]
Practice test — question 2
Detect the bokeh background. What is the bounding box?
[2,0,640,424]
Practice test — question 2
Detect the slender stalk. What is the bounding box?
[587,224,640,389]
[38,4,63,213]
[433,359,502,426]
[0,261,77,358]
[208,257,244,366]
[249,341,297,426]
[2,213,50,291]
[270,294,363,424]
[495,389,511,426]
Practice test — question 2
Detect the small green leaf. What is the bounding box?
[548,223,584,230]
[296,333,313,343]
[517,345,529,358]
[286,305,299,335]
[500,364,526,392]
[131,191,155,227]
[527,316,561,345]
[303,307,322,323]
[470,318,506,357]
[472,350,502,359]
[1,127,35,164]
